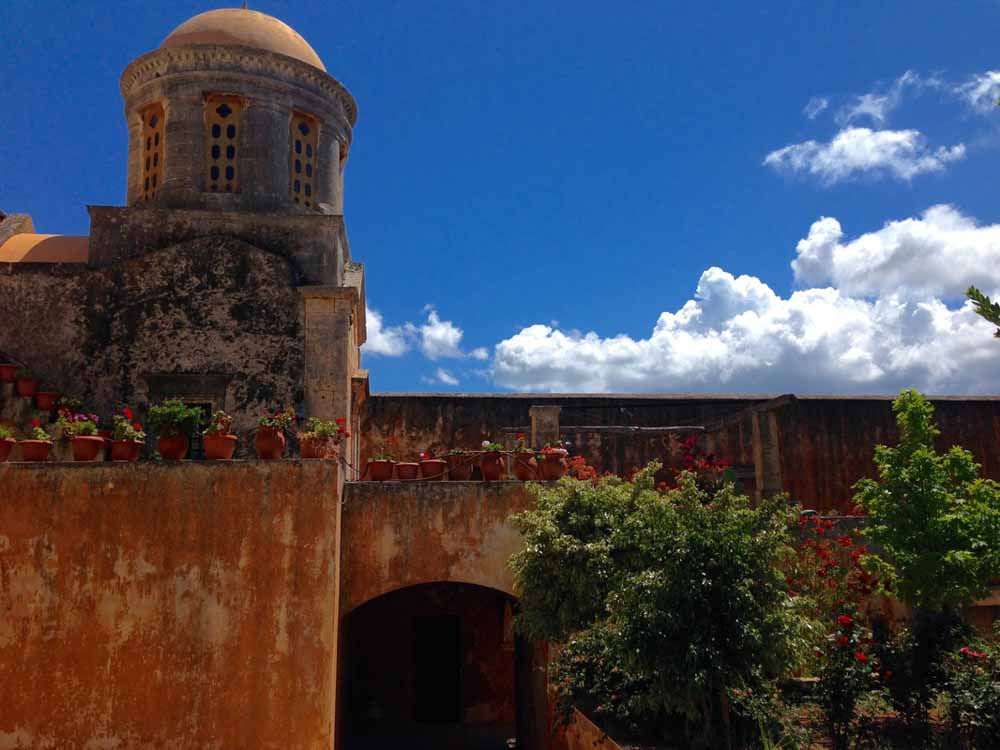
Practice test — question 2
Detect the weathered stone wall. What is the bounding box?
[358,394,1000,512]
[0,236,305,450]
[0,460,342,749]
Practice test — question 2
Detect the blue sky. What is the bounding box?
[3,1,1000,394]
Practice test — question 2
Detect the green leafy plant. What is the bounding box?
[481,440,504,452]
[147,400,203,438]
[510,463,803,748]
[967,286,1000,338]
[373,436,396,461]
[297,417,348,441]
[203,410,234,437]
[28,419,51,441]
[15,367,38,380]
[110,407,145,442]
[943,634,1000,747]
[512,432,532,452]
[0,425,13,440]
[258,407,295,430]
[57,411,100,437]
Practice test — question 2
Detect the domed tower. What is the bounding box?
[119,8,357,214]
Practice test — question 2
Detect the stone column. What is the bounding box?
[157,84,204,207]
[299,286,359,424]
[318,126,342,213]
[241,97,291,212]
[529,405,561,448]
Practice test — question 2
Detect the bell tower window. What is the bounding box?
[290,112,319,207]
[204,95,244,193]
[140,103,165,201]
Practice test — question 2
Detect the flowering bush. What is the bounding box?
[111,406,145,442]
[567,455,599,481]
[258,407,295,430]
[57,411,100,437]
[203,410,234,437]
[944,636,1000,747]
[298,417,349,441]
[818,607,881,749]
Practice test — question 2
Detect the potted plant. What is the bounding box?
[148,399,202,460]
[35,388,60,412]
[0,425,15,462]
[256,407,295,460]
[445,447,474,481]
[537,443,570,480]
[15,368,40,398]
[368,438,396,481]
[396,456,420,480]
[297,417,348,459]
[19,419,53,462]
[201,410,237,460]
[419,452,447,481]
[0,363,18,383]
[110,407,145,461]
[511,433,537,480]
[480,440,507,481]
[58,411,105,461]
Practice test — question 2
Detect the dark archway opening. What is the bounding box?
[341,582,534,750]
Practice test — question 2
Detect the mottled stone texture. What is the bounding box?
[0,236,304,447]
[340,481,533,615]
[359,394,1000,512]
[0,460,341,750]
[0,212,34,246]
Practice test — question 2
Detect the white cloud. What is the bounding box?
[954,70,1000,113]
[363,306,409,356]
[763,127,965,184]
[835,70,926,126]
[792,204,1000,298]
[422,368,460,386]
[419,308,466,359]
[469,347,490,360]
[803,96,829,120]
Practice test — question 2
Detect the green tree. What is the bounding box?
[853,389,1000,613]
[967,286,1000,338]
[510,465,804,749]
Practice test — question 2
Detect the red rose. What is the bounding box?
[838,635,849,646]
[838,614,853,627]
[123,407,134,420]
[855,652,868,662]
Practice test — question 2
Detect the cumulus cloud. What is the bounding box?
[763,127,965,184]
[363,306,409,356]
[954,70,1000,113]
[418,308,466,359]
[792,204,1000,298]
[491,267,997,394]
[469,347,490,361]
[803,96,829,120]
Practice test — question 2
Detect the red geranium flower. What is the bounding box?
[855,652,868,663]
[335,417,346,424]
[838,635,849,646]
[837,614,853,627]
[132,423,142,431]
[31,418,40,428]
[123,406,134,420]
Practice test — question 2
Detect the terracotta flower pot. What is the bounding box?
[16,377,40,398]
[255,426,286,460]
[157,433,189,460]
[71,435,105,462]
[511,452,538,481]
[110,440,142,462]
[368,460,394,481]
[539,453,569,480]
[0,438,15,462]
[300,436,335,459]
[0,364,17,382]
[35,391,59,411]
[419,458,447,480]
[480,451,507,482]
[19,440,52,462]
[445,453,473,480]
[396,462,419,480]
[204,434,238,460]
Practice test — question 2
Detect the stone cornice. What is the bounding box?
[120,45,357,126]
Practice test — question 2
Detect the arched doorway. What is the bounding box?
[340,582,533,750]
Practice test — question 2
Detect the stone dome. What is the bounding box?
[161,8,326,71]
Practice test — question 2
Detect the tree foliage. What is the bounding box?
[967,286,1000,338]
[853,389,1000,613]
[510,464,804,748]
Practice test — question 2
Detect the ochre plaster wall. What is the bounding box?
[0,460,341,750]
[339,481,534,614]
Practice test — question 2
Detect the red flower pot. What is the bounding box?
[0,438,15,462]
[204,434,238,460]
[419,459,447,480]
[0,364,17,382]
[300,436,335,459]
[368,460,394,481]
[255,426,285,460]
[16,377,40,398]
[396,462,419,480]
[511,452,538,481]
[480,451,507,481]
[35,391,59,411]
[110,440,142,462]
[445,453,473,480]
[71,435,105,462]
[157,434,189,460]
[539,453,569,480]
[19,440,52,462]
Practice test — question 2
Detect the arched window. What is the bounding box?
[140,103,165,201]
[290,112,319,207]
[204,95,244,193]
